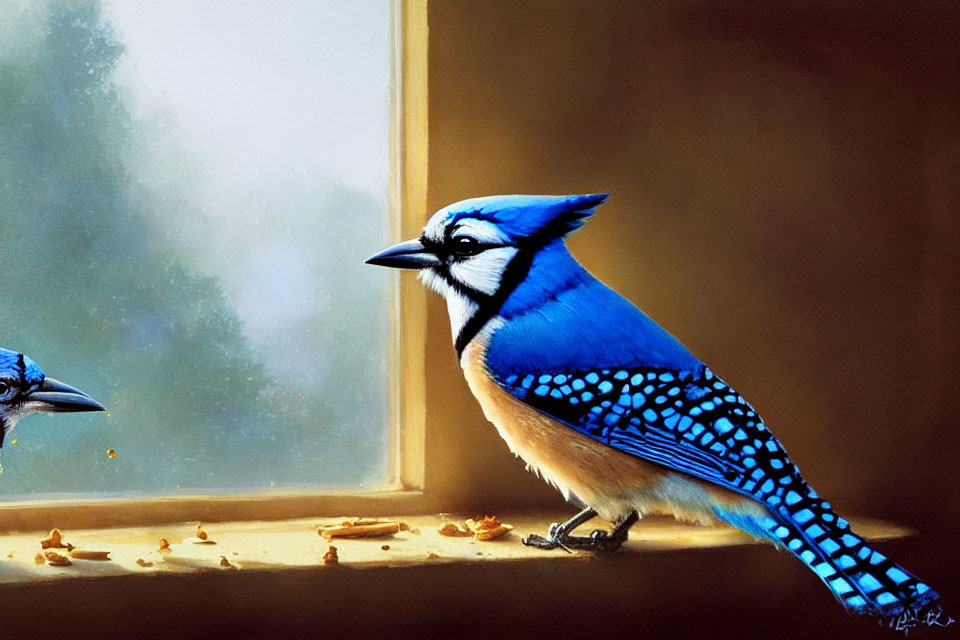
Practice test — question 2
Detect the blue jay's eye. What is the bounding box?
[452,235,481,257]
[0,382,8,396]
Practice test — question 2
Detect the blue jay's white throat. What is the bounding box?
[367,203,528,349]
[418,247,517,343]
[419,213,518,343]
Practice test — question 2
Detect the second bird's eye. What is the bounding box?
[0,382,9,395]
[451,235,481,256]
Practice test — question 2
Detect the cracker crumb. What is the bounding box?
[34,553,45,565]
[136,558,154,568]
[158,538,171,553]
[196,525,208,540]
[68,549,110,560]
[381,544,390,551]
[426,551,439,559]
[219,555,233,568]
[316,518,400,540]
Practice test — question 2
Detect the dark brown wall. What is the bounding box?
[420,2,960,632]
[424,0,960,528]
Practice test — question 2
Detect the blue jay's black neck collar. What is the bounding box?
[452,221,575,359]
[453,245,535,358]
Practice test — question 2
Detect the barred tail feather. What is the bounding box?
[717,501,952,631]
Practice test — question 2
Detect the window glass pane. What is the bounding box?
[0,0,393,497]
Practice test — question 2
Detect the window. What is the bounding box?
[0,1,396,499]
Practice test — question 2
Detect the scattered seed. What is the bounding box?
[322,545,339,565]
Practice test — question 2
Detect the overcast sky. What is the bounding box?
[101,1,393,349]
[105,0,392,209]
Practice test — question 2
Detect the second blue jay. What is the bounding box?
[367,194,950,631]
[0,347,105,448]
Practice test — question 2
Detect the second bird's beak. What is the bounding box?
[25,378,106,414]
[365,238,440,269]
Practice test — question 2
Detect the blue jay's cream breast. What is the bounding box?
[460,331,766,525]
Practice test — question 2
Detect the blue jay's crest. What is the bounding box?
[425,193,609,245]
[0,347,45,389]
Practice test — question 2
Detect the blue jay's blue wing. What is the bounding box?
[493,364,804,504]
[494,362,947,628]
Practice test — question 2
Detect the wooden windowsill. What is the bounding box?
[0,510,932,639]
[0,511,912,585]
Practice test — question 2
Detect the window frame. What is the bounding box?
[0,0,433,530]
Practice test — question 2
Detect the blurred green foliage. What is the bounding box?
[0,0,389,495]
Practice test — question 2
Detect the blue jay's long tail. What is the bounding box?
[718,496,951,631]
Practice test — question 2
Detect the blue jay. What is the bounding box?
[0,347,105,448]
[367,194,951,630]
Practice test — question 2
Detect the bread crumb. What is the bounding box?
[466,515,514,541]
[136,558,154,568]
[196,525,208,541]
[426,551,439,559]
[40,528,68,549]
[34,553,44,565]
[381,544,390,551]
[219,555,233,568]
[158,538,171,553]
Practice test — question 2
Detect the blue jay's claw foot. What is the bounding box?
[521,532,571,553]
[521,509,639,553]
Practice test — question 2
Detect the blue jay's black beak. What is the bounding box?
[365,238,441,270]
[25,378,106,414]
